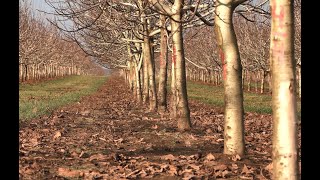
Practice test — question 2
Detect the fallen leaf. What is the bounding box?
[239,175,254,179]
[99,137,107,142]
[114,138,124,143]
[232,154,241,161]
[161,154,176,161]
[203,160,218,166]
[185,140,192,147]
[53,131,61,139]
[205,153,216,161]
[89,153,109,161]
[71,152,78,157]
[265,163,273,172]
[167,165,178,176]
[241,164,252,175]
[222,170,230,178]
[214,164,228,171]
[188,164,201,171]
[181,172,195,180]
[80,110,90,116]
[206,129,213,134]
[29,138,38,146]
[126,169,141,178]
[57,167,84,178]
[79,151,90,158]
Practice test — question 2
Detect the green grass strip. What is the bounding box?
[187,81,301,117]
[19,75,107,121]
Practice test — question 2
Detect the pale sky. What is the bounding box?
[27,0,54,19]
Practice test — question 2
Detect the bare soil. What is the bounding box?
[19,75,301,179]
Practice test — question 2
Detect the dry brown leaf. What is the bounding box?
[214,164,228,171]
[214,169,229,178]
[53,131,61,139]
[24,168,34,175]
[255,168,268,180]
[239,175,254,179]
[137,169,148,177]
[245,136,254,142]
[181,172,195,180]
[231,163,238,169]
[188,164,201,171]
[88,153,109,161]
[80,110,90,116]
[188,134,197,140]
[232,154,241,161]
[57,167,84,178]
[204,160,218,166]
[206,128,213,134]
[71,152,78,157]
[241,164,253,175]
[161,154,176,161]
[222,170,230,178]
[84,171,108,180]
[29,138,39,146]
[216,138,224,142]
[99,137,107,142]
[265,163,273,172]
[205,153,216,161]
[114,138,124,143]
[79,151,90,158]
[167,165,178,176]
[126,169,141,178]
[41,129,50,133]
[185,140,192,147]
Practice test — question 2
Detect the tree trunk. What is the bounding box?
[134,59,142,104]
[247,71,251,91]
[242,69,245,89]
[142,14,157,111]
[297,65,301,98]
[127,45,134,93]
[260,70,266,94]
[158,15,168,113]
[19,64,23,82]
[170,53,177,119]
[268,73,272,93]
[171,0,191,130]
[142,50,149,104]
[134,43,143,104]
[214,0,245,155]
[270,0,299,179]
[255,72,259,93]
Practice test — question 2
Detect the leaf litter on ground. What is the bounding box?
[19,75,301,179]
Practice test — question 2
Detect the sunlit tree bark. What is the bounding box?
[171,0,191,130]
[270,0,299,179]
[214,0,246,155]
[158,15,169,113]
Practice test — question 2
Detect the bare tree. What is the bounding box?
[269,0,299,179]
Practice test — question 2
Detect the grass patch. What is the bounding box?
[187,81,301,116]
[19,75,107,121]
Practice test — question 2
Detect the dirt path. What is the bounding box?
[19,75,300,179]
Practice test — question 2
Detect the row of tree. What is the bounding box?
[19,1,105,82]
[45,0,300,179]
